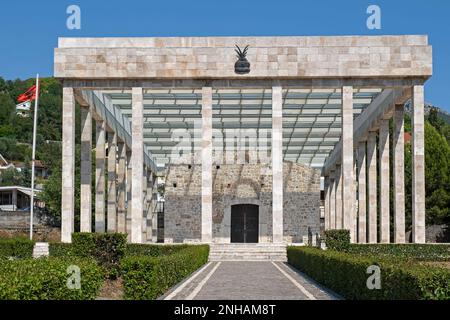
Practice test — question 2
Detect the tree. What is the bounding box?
[427,107,445,133]
[0,93,15,125]
[41,144,81,225]
[0,168,26,186]
[424,122,450,224]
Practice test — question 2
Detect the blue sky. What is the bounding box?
[0,0,449,111]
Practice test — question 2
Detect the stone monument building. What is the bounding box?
[54,35,432,246]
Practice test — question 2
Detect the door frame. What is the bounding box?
[230,204,259,243]
[221,198,265,243]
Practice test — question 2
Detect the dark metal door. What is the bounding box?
[231,204,259,243]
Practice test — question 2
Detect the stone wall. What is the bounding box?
[164,161,320,243]
[55,35,432,79]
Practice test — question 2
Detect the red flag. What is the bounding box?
[17,85,37,103]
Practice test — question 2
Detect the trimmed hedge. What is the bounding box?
[324,229,350,251]
[125,244,190,257]
[0,237,35,260]
[50,233,127,278]
[0,257,104,300]
[347,244,450,261]
[48,243,74,257]
[287,246,450,300]
[121,245,209,300]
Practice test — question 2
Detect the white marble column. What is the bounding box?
[80,105,92,233]
[126,150,132,241]
[151,173,158,243]
[201,87,213,243]
[61,87,75,243]
[341,86,355,242]
[357,141,367,243]
[95,119,106,233]
[107,131,117,233]
[324,176,330,230]
[142,166,147,242]
[12,189,17,211]
[367,131,378,243]
[329,170,336,229]
[272,86,284,243]
[117,141,126,234]
[412,85,426,243]
[131,87,143,243]
[146,170,153,242]
[379,119,390,243]
[393,104,405,243]
[335,165,343,229]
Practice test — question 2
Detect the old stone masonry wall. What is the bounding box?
[164,162,320,243]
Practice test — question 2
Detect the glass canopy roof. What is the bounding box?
[103,88,382,168]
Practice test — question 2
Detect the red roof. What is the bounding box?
[404,132,412,143]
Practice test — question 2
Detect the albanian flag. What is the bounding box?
[17,85,37,103]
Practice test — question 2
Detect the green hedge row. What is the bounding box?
[125,244,190,257]
[324,230,350,251]
[121,245,209,300]
[0,237,35,260]
[49,233,127,278]
[0,257,104,300]
[347,244,450,261]
[287,246,450,300]
[48,243,74,257]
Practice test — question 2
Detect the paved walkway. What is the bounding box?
[161,261,340,300]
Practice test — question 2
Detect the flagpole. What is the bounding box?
[29,74,39,240]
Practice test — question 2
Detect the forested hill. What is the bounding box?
[0,76,449,229]
[0,77,63,161]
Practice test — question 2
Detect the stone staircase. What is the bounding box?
[209,243,287,262]
[32,242,49,258]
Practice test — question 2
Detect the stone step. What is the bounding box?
[33,242,49,258]
[209,255,287,262]
[209,243,287,261]
[209,250,287,254]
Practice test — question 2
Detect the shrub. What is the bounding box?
[92,233,127,278]
[287,246,450,300]
[125,244,189,257]
[0,237,35,260]
[48,243,74,257]
[0,257,104,300]
[51,233,127,278]
[121,245,209,300]
[324,229,350,251]
[72,233,96,257]
[347,244,450,261]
